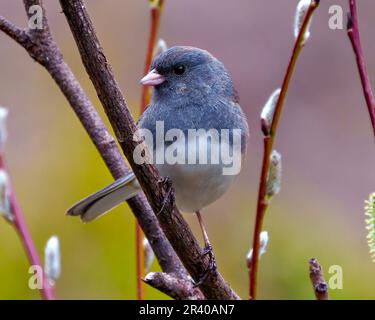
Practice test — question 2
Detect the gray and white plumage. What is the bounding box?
[68,46,249,222]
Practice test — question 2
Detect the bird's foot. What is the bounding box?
[202,244,216,271]
[193,244,217,287]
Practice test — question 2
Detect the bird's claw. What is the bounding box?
[202,244,217,270]
[202,243,213,256]
[192,244,217,287]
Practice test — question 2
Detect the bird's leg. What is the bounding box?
[193,210,217,287]
[196,211,213,257]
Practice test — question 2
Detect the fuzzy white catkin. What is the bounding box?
[0,170,12,222]
[247,231,269,265]
[0,108,11,222]
[144,272,156,281]
[266,150,282,198]
[294,0,312,42]
[44,236,61,285]
[261,88,281,134]
[154,38,168,56]
[143,237,155,273]
[0,107,8,152]
[365,193,375,262]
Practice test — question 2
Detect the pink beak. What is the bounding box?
[140,69,165,86]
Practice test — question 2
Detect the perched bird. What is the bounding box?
[68,46,249,275]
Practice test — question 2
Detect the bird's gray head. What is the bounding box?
[140,46,236,104]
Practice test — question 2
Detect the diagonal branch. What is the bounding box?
[1,0,197,299]
[0,16,29,45]
[347,0,375,137]
[136,0,165,300]
[59,0,239,299]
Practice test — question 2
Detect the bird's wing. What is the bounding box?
[67,172,141,222]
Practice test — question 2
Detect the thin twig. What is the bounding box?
[140,0,164,113]
[1,0,195,299]
[347,0,375,137]
[309,258,328,300]
[136,0,164,300]
[0,14,54,300]
[249,0,320,299]
[0,16,29,45]
[0,156,54,300]
[59,0,238,299]
[143,272,204,300]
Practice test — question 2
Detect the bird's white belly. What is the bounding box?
[154,135,239,212]
[156,162,236,212]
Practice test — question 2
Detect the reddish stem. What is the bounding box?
[140,1,164,113]
[347,0,375,137]
[249,137,271,298]
[249,1,320,299]
[0,157,54,300]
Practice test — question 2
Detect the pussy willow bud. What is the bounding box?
[247,231,269,267]
[0,107,8,152]
[153,38,168,56]
[44,235,61,286]
[144,272,157,282]
[0,170,12,222]
[143,237,155,273]
[261,88,280,135]
[294,0,313,43]
[365,193,375,262]
[266,150,282,199]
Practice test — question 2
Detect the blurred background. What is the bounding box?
[0,0,374,299]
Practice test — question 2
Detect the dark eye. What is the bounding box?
[173,65,186,75]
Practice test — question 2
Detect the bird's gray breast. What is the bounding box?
[137,98,248,212]
[138,97,248,147]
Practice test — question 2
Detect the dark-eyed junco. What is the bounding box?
[68,46,249,267]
